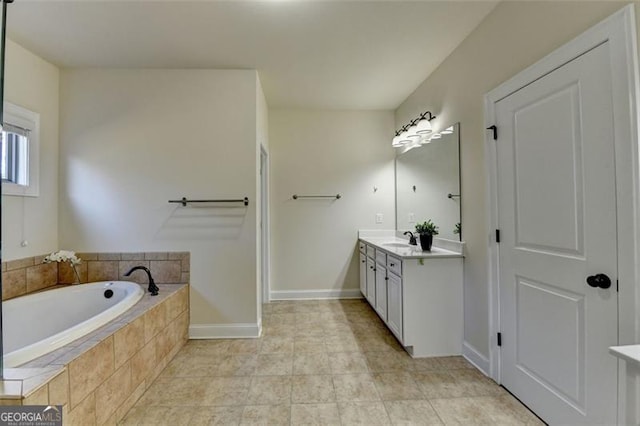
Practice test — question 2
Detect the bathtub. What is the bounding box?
[3,281,144,368]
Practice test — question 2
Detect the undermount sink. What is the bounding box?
[382,242,412,248]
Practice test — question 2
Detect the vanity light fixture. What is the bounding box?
[406,120,422,144]
[415,113,434,136]
[393,125,412,147]
[392,131,403,147]
[431,133,442,140]
[392,111,436,148]
[441,126,454,135]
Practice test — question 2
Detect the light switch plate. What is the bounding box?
[408,213,415,223]
[375,213,383,224]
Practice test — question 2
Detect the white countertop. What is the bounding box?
[359,236,463,259]
[609,345,640,364]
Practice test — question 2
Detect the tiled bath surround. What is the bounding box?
[1,251,190,301]
[0,251,190,425]
[1,284,189,425]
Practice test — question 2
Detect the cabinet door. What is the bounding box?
[387,272,403,342]
[366,258,376,307]
[375,265,387,322]
[359,253,367,297]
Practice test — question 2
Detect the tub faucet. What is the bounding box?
[403,231,417,246]
[124,266,159,296]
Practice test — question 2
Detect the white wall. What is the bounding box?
[2,39,59,261]
[269,109,395,296]
[395,0,636,364]
[59,69,260,329]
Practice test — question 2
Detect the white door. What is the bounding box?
[359,253,367,297]
[387,272,403,342]
[375,265,387,321]
[496,43,618,425]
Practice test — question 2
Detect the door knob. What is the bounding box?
[587,274,612,289]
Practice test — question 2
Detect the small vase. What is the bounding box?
[70,263,82,285]
[419,234,433,251]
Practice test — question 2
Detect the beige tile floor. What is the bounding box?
[120,299,544,425]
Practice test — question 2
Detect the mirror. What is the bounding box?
[395,122,461,241]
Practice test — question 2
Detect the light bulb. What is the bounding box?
[415,119,433,135]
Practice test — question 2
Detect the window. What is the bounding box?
[1,102,39,196]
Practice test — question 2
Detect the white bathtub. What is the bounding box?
[3,281,144,368]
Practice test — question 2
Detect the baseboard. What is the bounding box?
[463,341,491,375]
[189,323,261,339]
[270,289,364,300]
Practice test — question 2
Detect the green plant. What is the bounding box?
[415,220,439,236]
[454,222,461,235]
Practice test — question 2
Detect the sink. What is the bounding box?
[382,242,411,248]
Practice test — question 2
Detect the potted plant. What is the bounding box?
[415,220,439,251]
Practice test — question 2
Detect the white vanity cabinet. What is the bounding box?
[358,242,367,297]
[386,271,403,341]
[359,252,367,297]
[375,262,388,322]
[358,238,463,357]
[365,257,376,307]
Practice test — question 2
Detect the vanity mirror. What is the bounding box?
[395,122,461,241]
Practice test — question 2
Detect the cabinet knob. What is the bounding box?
[361,260,365,263]
[390,263,395,267]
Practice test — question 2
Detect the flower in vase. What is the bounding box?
[43,250,82,265]
[43,250,82,284]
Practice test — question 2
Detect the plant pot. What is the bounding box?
[419,234,433,251]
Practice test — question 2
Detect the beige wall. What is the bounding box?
[2,39,59,261]
[269,109,395,295]
[59,69,260,328]
[395,1,635,360]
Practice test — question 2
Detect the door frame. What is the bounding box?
[260,145,271,304]
[484,5,640,424]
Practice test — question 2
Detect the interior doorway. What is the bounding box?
[260,145,270,305]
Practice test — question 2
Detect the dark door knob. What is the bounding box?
[587,274,612,289]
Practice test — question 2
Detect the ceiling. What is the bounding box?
[6,1,497,110]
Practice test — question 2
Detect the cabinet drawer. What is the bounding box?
[359,241,366,254]
[387,255,402,276]
[375,249,387,265]
[366,245,375,258]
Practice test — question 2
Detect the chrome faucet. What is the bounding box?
[124,266,159,296]
[404,231,417,246]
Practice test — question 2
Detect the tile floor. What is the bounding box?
[120,299,543,425]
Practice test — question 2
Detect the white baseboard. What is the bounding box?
[270,289,364,300]
[463,341,491,375]
[189,323,261,339]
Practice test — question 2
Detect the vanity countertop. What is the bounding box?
[609,345,640,364]
[359,236,463,259]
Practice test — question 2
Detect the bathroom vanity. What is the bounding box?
[358,232,463,358]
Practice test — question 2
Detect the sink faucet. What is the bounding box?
[404,231,417,246]
[124,266,159,296]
